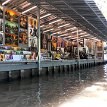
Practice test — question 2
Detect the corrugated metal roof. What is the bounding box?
[29,0,107,41]
[1,0,106,41]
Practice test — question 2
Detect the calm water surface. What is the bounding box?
[0,65,107,107]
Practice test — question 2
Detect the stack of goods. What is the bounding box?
[5,9,19,46]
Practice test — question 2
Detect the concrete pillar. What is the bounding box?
[92,62,94,66]
[54,66,60,74]
[40,67,48,75]
[9,70,21,80]
[59,65,64,73]
[0,71,9,81]
[48,67,54,75]
[90,63,92,67]
[83,64,85,69]
[62,65,65,73]
[85,63,87,68]
[64,65,67,72]
[66,65,69,73]
[89,63,91,67]
[82,64,84,69]
[71,65,74,71]
[75,64,78,70]
[88,63,90,67]
[69,65,71,72]
[74,64,76,70]
[32,68,39,77]
[21,69,32,79]
[72,64,75,71]
[80,64,82,69]
[53,66,57,74]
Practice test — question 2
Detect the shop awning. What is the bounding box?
[1,0,107,41]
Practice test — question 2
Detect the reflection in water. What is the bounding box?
[0,65,106,107]
[37,79,41,107]
[59,81,107,107]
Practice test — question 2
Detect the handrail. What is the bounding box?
[0,59,104,72]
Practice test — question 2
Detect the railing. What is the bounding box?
[0,59,104,72]
[0,61,38,72]
[40,60,77,67]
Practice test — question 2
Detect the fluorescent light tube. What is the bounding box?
[2,0,11,5]
[65,27,77,31]
[58,23,70,28]
[60,33,68,37]
[40,14,51,19]
[43,29,53,33]
[40,25,45,28]
[49,19,61,25]
[22,6,37,14]
[50,31,61,35]
[63,36,72,39]
[80,34,90,38]
[50,33,57,35]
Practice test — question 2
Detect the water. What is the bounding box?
[0,65,107,107]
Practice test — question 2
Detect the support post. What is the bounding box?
[94,40,96,65]
[37,7,41,75]
[48,34,51,51]
[102,41,104,62]
[77,28,80,69]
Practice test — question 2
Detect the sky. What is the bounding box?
[94,0,107,20]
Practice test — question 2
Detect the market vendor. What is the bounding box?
[54,50,61,60]
[30,52,36,60]
[8,51,13,60]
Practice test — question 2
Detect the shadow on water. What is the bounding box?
[0,64,106,107]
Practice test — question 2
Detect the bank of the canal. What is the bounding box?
[0,59,106,81]
[0,64,107,107]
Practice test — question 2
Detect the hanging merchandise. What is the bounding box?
[64,40,69,52]
[20,15,27,29]
[41,33,47,49]
[61,39,65,48]
[5,8,19,46]
[19,15,28,47]
[67,41,72,52]
[0,33,3,44]
[84,38,94,54]
[0,6,3,45]
[96,41,103,58]
[0,6,3,19]
[51,36,57,51]
[0,6,3,32]
[28,17,37,48]
[0,19,3,32]
[19,29,27,44]
[64,40,68,47]
[57,37,62,48]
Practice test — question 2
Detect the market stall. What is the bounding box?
[0,5,38,61]
[0,0,104,62]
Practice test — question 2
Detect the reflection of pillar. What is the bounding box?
[37,7,41,75]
